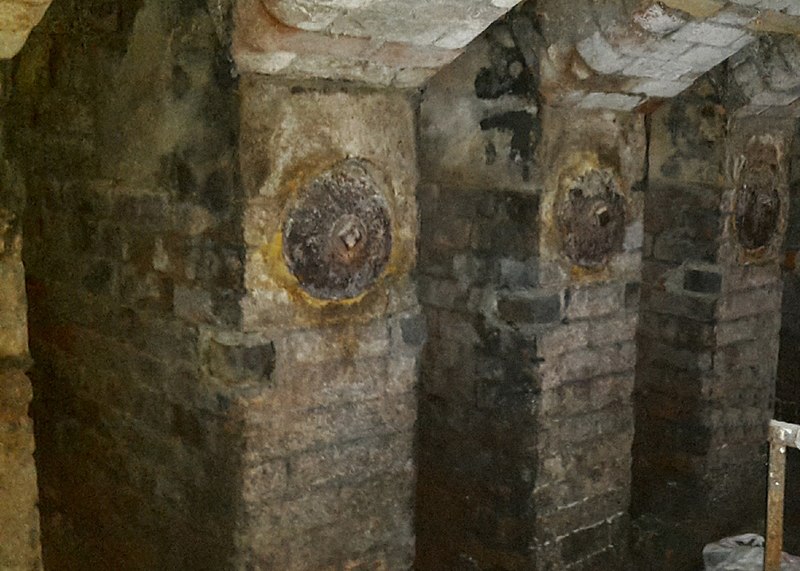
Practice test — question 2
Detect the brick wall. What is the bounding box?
[232,316,420,569]
[415,184,542,570]
[530,106,645,570]
[11,0,425,566]
[10,0,246,567]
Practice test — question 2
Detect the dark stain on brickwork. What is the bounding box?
[684,269,722,294]
[205,338,276,386]
[735,185,780,250]
[661,74,727,180]
[82,261,113,294]
[171,65,191,99]
[202,170,230,213]
[480,111,535,181]
[474,42,536,100]
[474,18,537,101]
[174,155,198,199]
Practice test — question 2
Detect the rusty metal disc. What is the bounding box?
[558,168,626,268]
[282,159,393,300]
[734,144,781,252]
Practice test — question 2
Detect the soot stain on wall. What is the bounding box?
[480,111,536,181]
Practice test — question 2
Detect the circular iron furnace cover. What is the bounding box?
[558,168,626,268]
[734,144,782,252]
[282,159,393,300]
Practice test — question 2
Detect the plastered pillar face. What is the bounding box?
[556,167,627,269]
[538,106,646,283]
[235,77,421,570]
[239,78,418,329]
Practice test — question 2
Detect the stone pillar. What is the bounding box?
[234,77,421,569]
[0,66,42,571]
[414,14,646,569]
[632,74,789,570]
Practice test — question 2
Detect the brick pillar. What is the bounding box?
[414,14,647,568]
[234,77,421,569]
[632,75,789,570]
[0,66,42,571]
[13,1,247,567]
[531,107,645,570]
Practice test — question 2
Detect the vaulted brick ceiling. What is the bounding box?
[233,0,527,86]
[1,0,799,108]
[541,0,800,110]
[233,0,800,111]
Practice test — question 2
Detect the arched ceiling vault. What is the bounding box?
[232,0,528,87]
[232,0,800,112]
[544,0,800,111]
[0,0,798,110]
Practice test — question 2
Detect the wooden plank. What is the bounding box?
[765,438,787,571]
[764,420,799,571]
[770,420,800,450]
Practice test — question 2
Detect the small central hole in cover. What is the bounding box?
[339,222,363,250]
